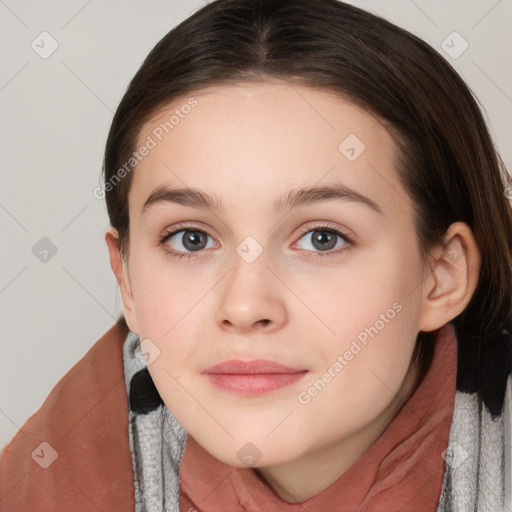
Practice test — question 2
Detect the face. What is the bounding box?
[117,81,434,469]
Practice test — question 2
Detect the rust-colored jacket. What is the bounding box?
[0,322,134,511]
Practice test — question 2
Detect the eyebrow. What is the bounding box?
[141,183,383,216]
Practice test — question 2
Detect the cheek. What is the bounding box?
[130,254,208,336]
[298,313,419,447]
[299,255,416,350]
[302,252,421,408]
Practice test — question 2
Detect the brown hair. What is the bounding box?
[103,0,512,418]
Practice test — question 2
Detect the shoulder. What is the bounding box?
[0,321,135,511]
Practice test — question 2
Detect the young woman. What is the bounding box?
[1,0,511,510]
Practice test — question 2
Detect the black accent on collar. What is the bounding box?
[129,368,164,414]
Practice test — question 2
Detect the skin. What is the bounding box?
[106,81,481,503]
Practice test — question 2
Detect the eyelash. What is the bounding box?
[158,222,355,261]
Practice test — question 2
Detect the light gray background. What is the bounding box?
[1,0,511,450]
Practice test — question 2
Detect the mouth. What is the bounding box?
[202,359,309,396]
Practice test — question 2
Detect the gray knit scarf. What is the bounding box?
[122,329,512,512]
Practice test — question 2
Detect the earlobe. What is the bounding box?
[418,222,481,332]
[105,229,139,334]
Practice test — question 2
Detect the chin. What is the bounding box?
[195,433,304,469]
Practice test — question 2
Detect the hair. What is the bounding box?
[103,0,512,418]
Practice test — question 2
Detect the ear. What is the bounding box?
[418,221,482,332]
[105,228,139,334]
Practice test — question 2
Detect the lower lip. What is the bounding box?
[205,372,308,396]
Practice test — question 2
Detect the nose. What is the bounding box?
[215,251,288,334]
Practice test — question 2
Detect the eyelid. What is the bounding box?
[159,221,218,239]
[295,220,355,240]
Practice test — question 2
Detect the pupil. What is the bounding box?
[313,230,336,250]
[184,231,204,250]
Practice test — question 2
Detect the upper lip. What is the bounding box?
[203,359,306,375]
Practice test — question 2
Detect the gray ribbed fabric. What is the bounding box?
[122,329,512,512]
[436,374,512,512]
[122,330,187,512]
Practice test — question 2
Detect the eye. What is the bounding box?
[158,226,218,260]
[158,222,355,261]
[293,222,355,259]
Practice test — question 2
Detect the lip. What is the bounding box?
[202,359,308,396]
[204,359,305,375]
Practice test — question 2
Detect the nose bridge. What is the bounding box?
[214,235,287,330]
[226,236,272,298]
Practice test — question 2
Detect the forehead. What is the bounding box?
[129,81,411,220]
[137,81,379,146]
